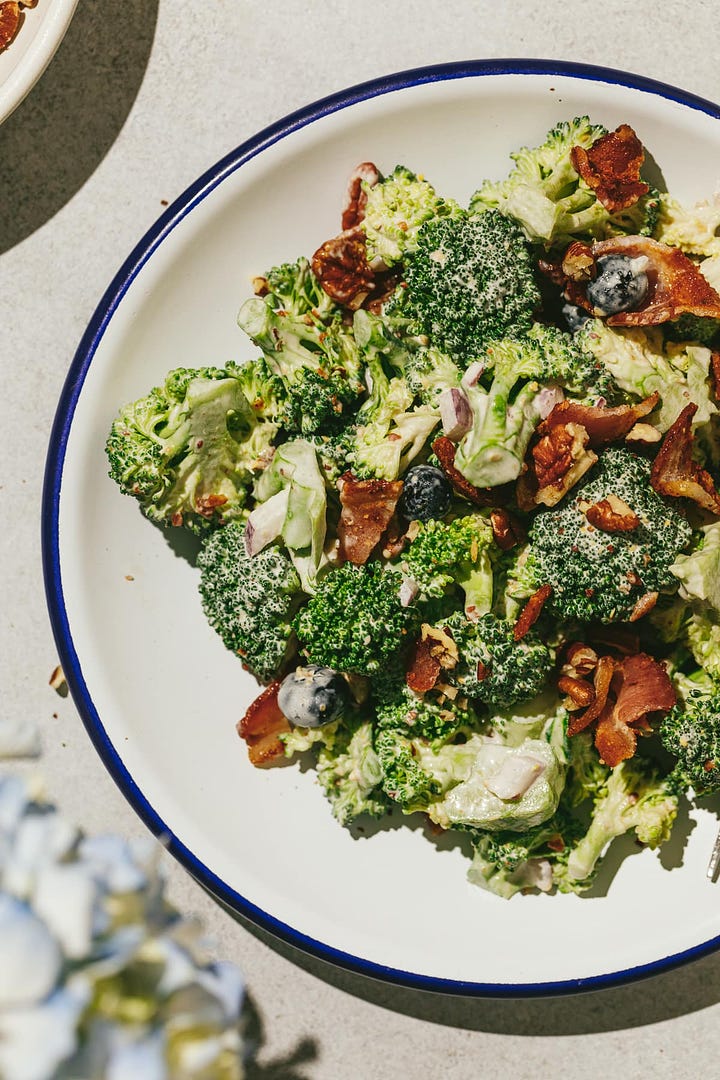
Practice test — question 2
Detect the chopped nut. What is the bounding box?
[625,422,661,446]
[562,643,599,678]
[49,665,68,697]
[533,422,598,507]
[585,494,640,532]
[628,591,659,622]
[420,623,459,669]
[561,240,595,281]
[490,508,526,551]
[513,584,552,642]
[311,227,375,309]
[558,674,596,708]
[252,275,269,296]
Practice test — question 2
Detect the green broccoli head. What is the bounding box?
[387,211,540,364]
[445,612,552,709]
[293,561,417,676]
[452,327,612,489]
[664,313,720,349]
[344,376,440,481]
[469,116,658,248]
[402,346,463,407]
[316,718,390,825]
[373,727,484,814]
[528,448,692,623]
[228,356,288,423]
[374,666,475,743]
[556,758,678,889]
[106,366,273,533]
[237,294,365,435]
[258,256,337,319]
[197,521,302,682]
[361,165,463,266]
[402,514,495,621]
[660,687,720,797]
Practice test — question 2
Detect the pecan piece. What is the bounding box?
[561,643,599,678]
[628,591,659,623]
[0,2,20,50]
[558,674,596,709]
[195,493,229,517]
[625,422,661,446]
[532,422,598,507]
[584,494,640,533]
[489,508,526,551]
[513,584,552,642]
[341,162,381,231]
[311,228,375,309]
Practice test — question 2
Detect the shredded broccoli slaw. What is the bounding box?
[107,117,720,899]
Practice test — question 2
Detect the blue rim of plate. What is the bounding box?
[42,58,720,998]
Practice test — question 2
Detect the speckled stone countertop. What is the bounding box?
[2,2,720,1076]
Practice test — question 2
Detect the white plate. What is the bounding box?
[44,61,720,995]
[0,0,78,123]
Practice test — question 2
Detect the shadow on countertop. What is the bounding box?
[223,901,720,1037]
[0,0,159,254]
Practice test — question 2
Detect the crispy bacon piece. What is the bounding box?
[406,637,442,693]
[432,436,506,506]
[542,236,720,327]
[558,674,596,709]
[711,351,720,401]
[237,681,290,766]
[570,124,649,213]
[513,584,552,642]
[540,392,659,447]
[311,227,375,309]
[0,2,20,51]
[337,473,403,565]
[650,403,720,514]
[341,162,381,231]
[569,653,675,766]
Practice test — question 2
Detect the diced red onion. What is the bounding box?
[439,387,473,441]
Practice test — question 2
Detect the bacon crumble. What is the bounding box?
[650,402,720,514]
[337,472,404,565]
[0,2,20,51]
[570,124,649,213]
[341,162,381,231]
[237,681,291,766]
[540,392,659,447]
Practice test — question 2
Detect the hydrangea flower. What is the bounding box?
[0,774,249,1080]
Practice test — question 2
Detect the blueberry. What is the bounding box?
[561,303,590,333]
[277,665,347,728]
[398,465,452,522]
[586,255,649,316]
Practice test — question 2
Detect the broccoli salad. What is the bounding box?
[107,117,720,898]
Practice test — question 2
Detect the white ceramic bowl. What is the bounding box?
[0,0,78,123]
[43,61,720,995]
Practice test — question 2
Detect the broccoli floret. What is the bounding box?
[106,366,273,533]
[258,255,337,319]
[344,376,439,481]
[388,211,540,363]
[555,758,678,889]
[577,318,718,432]
[528,448,692,623]
[374,727,484,813]
[374,667,475,743]
[237,294,365,435]
[469,116,658,248]
[197,522,301,682]
[361,165,462,266]
[660,687,720,797]
[452,328,612,488]
[229,356,288,423]
[664,313,720,349]
[316,718,390,825]
[686,613,720,680]
[402,346,463,407]
[293,562,417,676]
[445,612,552,709]
[402,515,495,620]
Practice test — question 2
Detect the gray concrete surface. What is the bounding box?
[2,2,720,1076]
